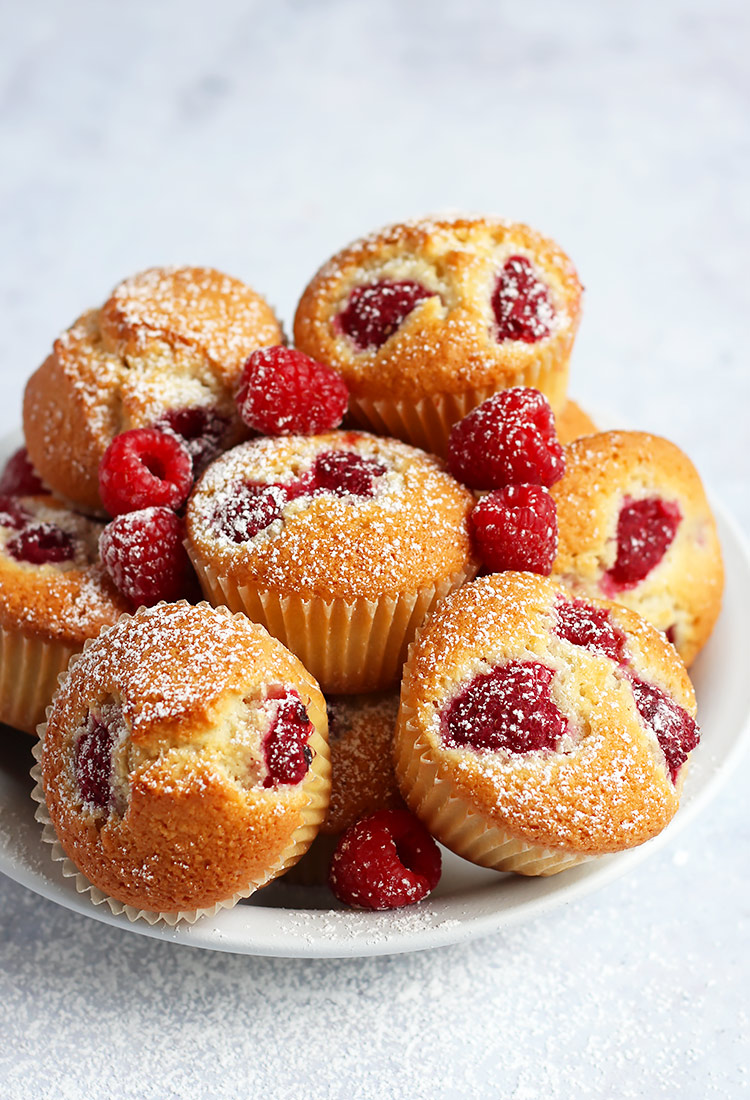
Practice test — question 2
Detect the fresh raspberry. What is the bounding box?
[100,507,198,607]
[98,428,194,517]
[6,523,76,565]
[442,660,568,754]
[154,406,230,472]
[447,387,565,490]
[555,600,627,664]
[470,484,557,575]
[0,495,31,530]
[313,450,387,497]
[0,447,47,497]
[630,676,699,783]
[328,808,441,910]
[605,497,681,590]
[75,718,117,810]
[492,255,555,343]
[337,280,435,351]
[262,693,315,787]
[236,346,349,436]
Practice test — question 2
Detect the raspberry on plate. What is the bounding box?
[0,447,48,497]
[236,346,349,436]
[99,507,198,607]
[99,429,193,517]
[328,808,442,910]
[470,484,558,575]
[447,387,565,490]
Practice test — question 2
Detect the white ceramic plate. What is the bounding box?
[1,436,748,957]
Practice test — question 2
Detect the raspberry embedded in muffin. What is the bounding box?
[336,280,437,351]
[492,255,555,343]
[606,497,682,590]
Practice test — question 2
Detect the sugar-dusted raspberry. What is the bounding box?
[74,717,117,810]
[0,495,31,531]
[337,280,435,351]
[100,507,198,607]
[0,447,47,497]
[99,428,194,517]
[470,484,557,575]
[262,693,315,787]
[6,523,76,565]
[237,346,349,436]
[211,481,290,543]
[328,808,441,910]
[555,600,627,664]
[313,450,387,498]
[442,660,568,754]
[154,406,230,472]
[447,387,565,490]
[606,497,681,589]
[492,255,555,343]
[630,676,699,783]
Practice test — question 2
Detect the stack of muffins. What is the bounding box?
[0,216,724,923]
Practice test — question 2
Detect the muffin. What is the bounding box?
[0,493,128,733]
[394,572,699,876]
[33,601,330,922]
[555,399,597,445]
[23,266,282,513]
[185,430,479,693]
[287,691,404,884]
[550,431,723,666]
[294,216,583,456]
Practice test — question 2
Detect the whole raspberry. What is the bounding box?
[328,808,441,910]
[492,255,555,343]
[337,280,435,351]
[99,507,199,607]
[0,447,47,497]
[447,387,565,490]
[99,429,193,517]
[236,346,349,436]
[470,484,558,574]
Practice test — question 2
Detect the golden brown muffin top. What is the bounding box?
[399,572,697,855]
[186,430,479,600]
[294,216,582,400]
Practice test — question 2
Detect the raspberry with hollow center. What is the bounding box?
[630,676,699,783]
[154,406,230,472]
[100,507,198,607]
[328,808,442,910]
[237,346,349,436]
[555,600,627,663]
[75,717,117,810]
[492,255,555,343]
[470,484,558,575]
[313,450,387,497]
[6,523,76,565]
[99,428,194,517]
[447,387,565,490]
[0,447,48,497]
[606,497,681,589]
[337,280,435,351]
[443,660,568,754]
[262,693,315,787]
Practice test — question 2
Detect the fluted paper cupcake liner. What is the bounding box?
[189,557,477,694]
[0,626,78,735]
[393,697,590,877]
[346,346,570,458]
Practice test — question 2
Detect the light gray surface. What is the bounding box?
[1,1,749,1097]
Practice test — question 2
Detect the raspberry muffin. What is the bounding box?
[550,431,723,666]
[293,216,582,456]
[287,691,404,884]
[394,572,699,876]
[24,266,282,513]
[185,430,478,693]
[0,494,128,733]
[33,602,330,922]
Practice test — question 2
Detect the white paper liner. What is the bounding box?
[0,626,78,735]
[28,604,332,926]
[189,557,477,694]
[393,697,591,877]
